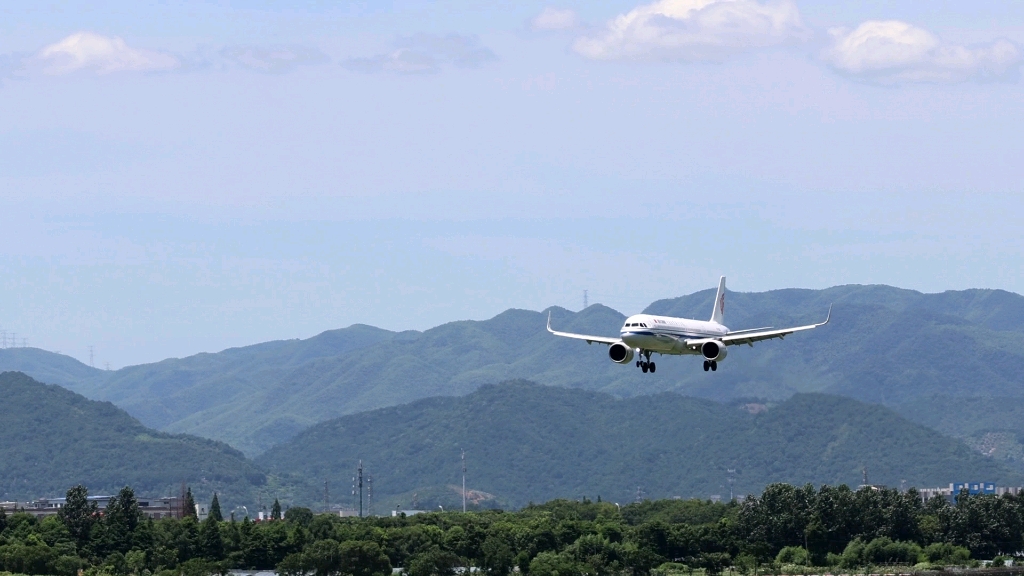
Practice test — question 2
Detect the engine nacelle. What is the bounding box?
[608,342,635,364]
[700,340,728,362]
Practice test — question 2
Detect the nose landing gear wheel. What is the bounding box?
[711,360,718,371]
[649,362,656,373]
[703,360,710,372]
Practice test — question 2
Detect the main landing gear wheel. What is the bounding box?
[641,362,649,373]
[711,360,718,371]
[703,360,710,372]
[649,362,656,373]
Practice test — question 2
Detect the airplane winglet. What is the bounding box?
[547,311,553,333]
[820,304,832,326]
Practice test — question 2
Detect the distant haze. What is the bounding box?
[1,1,1023,367]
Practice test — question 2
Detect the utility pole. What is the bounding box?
[462,449,467,513]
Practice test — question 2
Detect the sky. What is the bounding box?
[1,0,1023,368]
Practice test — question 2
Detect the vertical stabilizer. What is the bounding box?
[710,276,726,324]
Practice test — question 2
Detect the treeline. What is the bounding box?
[3,483,1024,576]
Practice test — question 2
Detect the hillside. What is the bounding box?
[257,381,1020,510]
[0,371,266,507]
[4,284,1024,456]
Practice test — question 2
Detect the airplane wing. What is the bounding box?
[546,312,621,345]
[690,304,832,348]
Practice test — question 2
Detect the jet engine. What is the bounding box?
[608,342,635,364]
[700,340,728,362]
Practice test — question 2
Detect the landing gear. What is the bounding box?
[637,351,656,374]
[703,360,710,372]
[711,360,717,371]
[703,360,718,372]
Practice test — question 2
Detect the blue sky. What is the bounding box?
[1,0,1023,367]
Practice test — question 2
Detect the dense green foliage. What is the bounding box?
[7,483,1024,576]
[258,381,1019,509]
[4,285,1024,455]
[0,372,265,507]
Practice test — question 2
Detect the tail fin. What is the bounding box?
[710,276,726,324]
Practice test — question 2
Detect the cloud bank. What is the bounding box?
[36,32,179,74]
[531,7,579,31]
[824,20,1022,84]
[573,0,806,61]
[343,34,497,74]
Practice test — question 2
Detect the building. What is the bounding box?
[919,482,1024,503]
[0,495,185,519]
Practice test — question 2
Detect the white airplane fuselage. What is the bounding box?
[619,315,728,355]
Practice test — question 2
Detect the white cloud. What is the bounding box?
[531,7,579,31]
[824,20,1022,84]
[36,32,178,75]
[343,34,497,74]
[221,45,329,74]
[573,0,806,61]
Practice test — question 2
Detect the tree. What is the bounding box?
[0,504,7,534]
[93,486,144,556]
[272,499,282,520]
[407,547,461,576]
[58,485,97,551]
[338,541,392,576]
[183,485,196,518]
[210,493,223,522]
[285,507,314,527]
[200,514,225,561]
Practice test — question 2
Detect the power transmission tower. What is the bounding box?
[324,479,329,514]
[0,330,5,349]
[357,460,363,517]
[462,449,467,513]
[727,469,736,501]
[635,486,643,503]
[583,290,588,309]
[88,346,94,367]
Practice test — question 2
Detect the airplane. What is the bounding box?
[547,276,831,373]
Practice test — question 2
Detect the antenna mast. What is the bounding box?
[358,460,364,517]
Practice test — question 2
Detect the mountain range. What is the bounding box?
[2,284,1024,458]
[257,381,1022,510]
[0,371,265,507]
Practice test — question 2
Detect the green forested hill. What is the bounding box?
[257,381,1020,510]
[4,285,1024,456]
[0,371,265,507]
